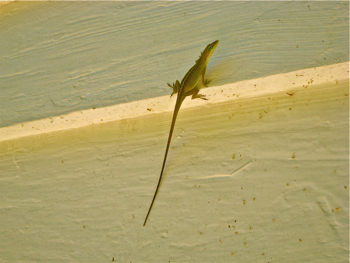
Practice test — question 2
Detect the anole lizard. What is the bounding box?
[143,40,219,226]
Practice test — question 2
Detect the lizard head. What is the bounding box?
[201,40,219,62]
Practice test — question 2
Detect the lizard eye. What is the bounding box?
[208,46,213,51]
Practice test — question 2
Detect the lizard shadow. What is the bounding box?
[201,56,243,89]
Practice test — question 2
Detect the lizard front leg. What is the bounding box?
[201,66,211,87]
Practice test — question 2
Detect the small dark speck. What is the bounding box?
[93,107,96,109]
[147,108,152,111]
[112,258,114,261]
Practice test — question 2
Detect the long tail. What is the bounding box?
[143,98,183,226]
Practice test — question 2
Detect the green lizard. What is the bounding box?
[143,40,219,226]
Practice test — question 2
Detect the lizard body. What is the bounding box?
[143,40,219,226]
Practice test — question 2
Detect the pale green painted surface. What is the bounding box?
[0,2,348,262]
[0,1,348,127]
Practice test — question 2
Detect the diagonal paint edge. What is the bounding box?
[0,62,348,142]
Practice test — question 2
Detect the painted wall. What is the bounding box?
[0,1,349,262]
[0,1,348,127]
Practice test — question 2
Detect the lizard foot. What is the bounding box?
[167,80,180,97]
[192,93,208,100]
[196,94,208,100]
[203,79,211,87]
[188,88,208,100]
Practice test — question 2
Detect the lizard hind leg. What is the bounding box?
[187,88,208,100]
[167,80,180,97]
